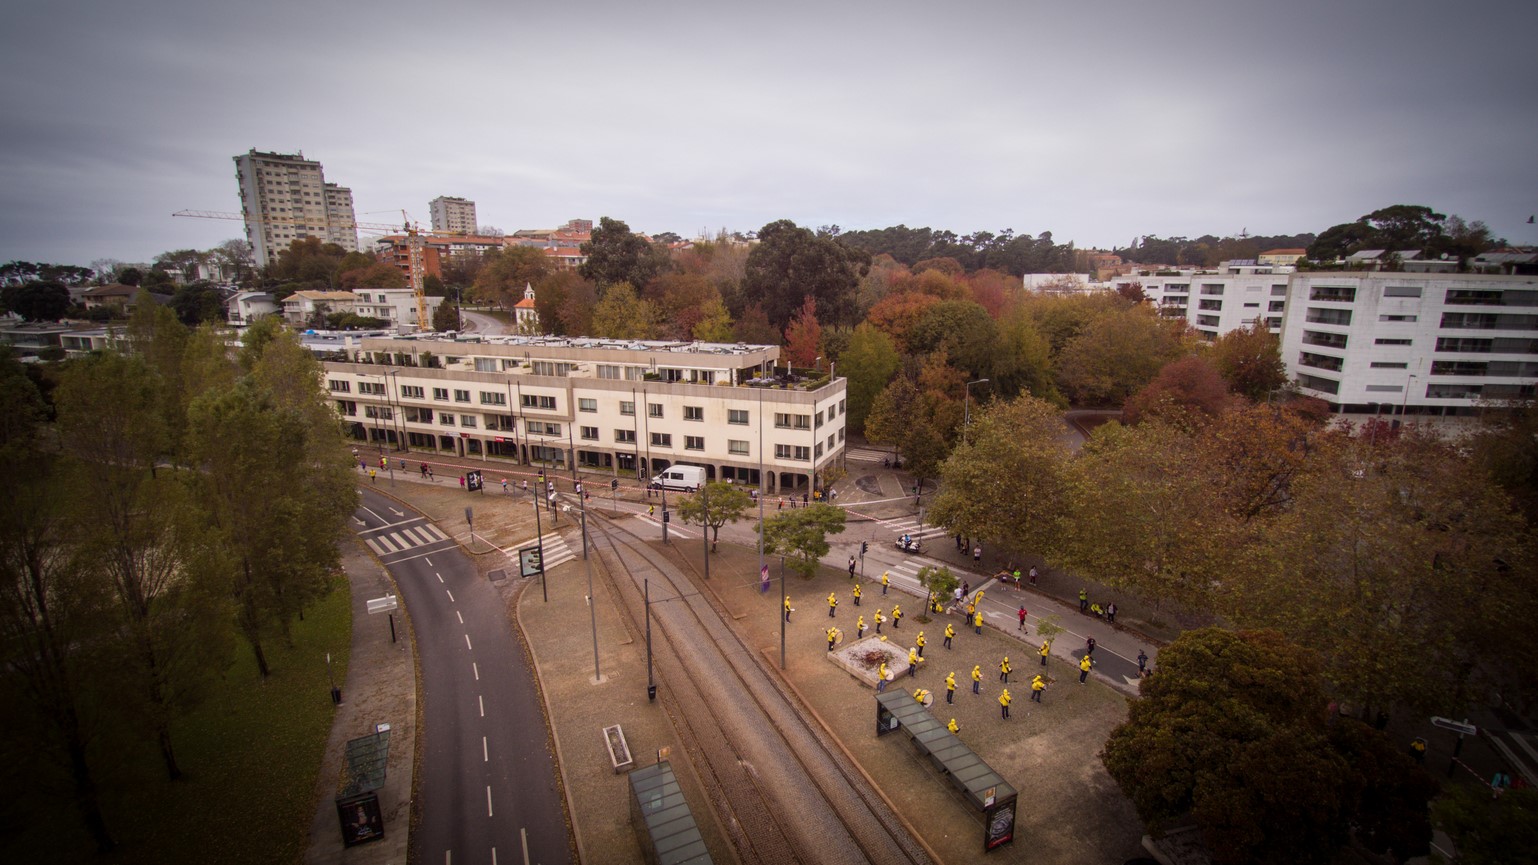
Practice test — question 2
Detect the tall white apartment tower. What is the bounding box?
[233,149,359,268]
[429,196,478,234]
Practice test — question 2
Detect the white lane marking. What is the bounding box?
[444,851,451,865]
[425,523,449,541]
[366,538,388,555]
[465,634,472,651]
[478,695,484,717]
[447,589,455,603]
[472,662,479,680]
[359,516,424,535]
[492,846,498,865]
[425,557,433,567]
[436,573,443,582]
[374,533,400,553]
[379,546,452,565]
[457,611,464,624]
[483,736,488,762]
[486,785,493,817]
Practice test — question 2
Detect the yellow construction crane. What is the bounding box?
[173,209,433,330]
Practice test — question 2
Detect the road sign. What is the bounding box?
[366,595,398,615]
[1431,716,1477,736]
[518,545,544,577]
[466,470,483,492]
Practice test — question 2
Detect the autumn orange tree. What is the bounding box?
[782,296,821,368]
[1122,355,1237,426]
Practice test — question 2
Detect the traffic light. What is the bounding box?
[861,541,869,555]
[611,478,620,491]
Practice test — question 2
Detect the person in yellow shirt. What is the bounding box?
[916,631,926,657]
[1079,653,1094,684]
[973,610,984,635]
[999,688,1012,719]
[856,615,866,639]
[874,608,885,634]
[1000,656,1012,683]
[881,571,890,594]
[947,718,959,734]
[943,623,955,650]
[908,646,922,676]
[913,687,929,705]
[971,665,982,695]
[1031,674,1046,702]
[877,662,889,692]
[784,595,792,622]
[891,604,903,629]
[826,626,839,651]
[945,671,957,704]
[1039,640,1051,666]
[852,583,861,606]
[827,592,838,618]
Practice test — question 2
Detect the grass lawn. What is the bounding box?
[3,582,352,865]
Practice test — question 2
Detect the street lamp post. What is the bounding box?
[964,378,989,444]
[581,490,599,682]
[1400,373,1417,424]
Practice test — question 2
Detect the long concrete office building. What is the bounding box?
[322,335,848,493]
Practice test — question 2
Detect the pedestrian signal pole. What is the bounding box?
[581,491,599,682]
[533,496,547,602]
[701,483,710,580]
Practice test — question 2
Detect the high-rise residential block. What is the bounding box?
[233,149,359,268]
[430,196,479,235]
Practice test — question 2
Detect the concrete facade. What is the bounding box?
[1124,264,1291,339]
[428,196,478,234]
[322,336,848,493]
[233,149,359,267]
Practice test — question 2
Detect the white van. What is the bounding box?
[652,465,706,492]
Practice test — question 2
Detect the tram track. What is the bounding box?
[584,513,931,865]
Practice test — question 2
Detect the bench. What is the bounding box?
[603,724,634,774]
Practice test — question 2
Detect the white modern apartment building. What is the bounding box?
[322,336,848,493]
[350,289,445,333]
[429,196,478,235]
[234,149,359,268]
[1279,272,1538,416]
[1118,262,1292,339]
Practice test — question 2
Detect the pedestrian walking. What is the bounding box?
[368,468,377,483]
[784,596,792,622]
[420,462,429,478]
[778,497,784,511]
[945,671,957,703]
[428,466,434,480]
[973,610,984,635]
[856,616,866,639]
[648,504,655,517]
[1031,674,1046,702]
[852,583,861,606]
[1107,602,1118,624]
[501,478,509,493]
[1137,649,1148,674]
[1079,653,1093,684]
[962,581,970,598]
[848,555,856,578]
[1040,640,1051,666]
[1018,606,1028,630]
[953,586,964,607]
[522,479,529,494]
[826,626,839,651]
[1079,587,1089,614]
[973,545,982,565]
[1029,565,1038,585]
[881,571,890,594]
[877,662,889,692]
[999,688,1012,719]
[891,604,902,629]
[359,457,366,472]
[874,609,885,634]
[999,656,1011,683]
[908,647,921,677]
[1012,567,1022,588]
[1086,636,1097,656]
[971,665,982,695]
[955,533,963,551]
[916,631,926,657]
[947,718,959,734]
[827,592,838,617]
[459,475,466,489]
[943,623,955,649]
[1410,737,1427,764]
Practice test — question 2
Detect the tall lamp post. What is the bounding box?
[964,378,989,444]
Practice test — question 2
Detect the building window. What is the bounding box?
[1375,338,1413,346]
[581,426,599,440]
[433,387,449,401]
[454,389,470,403]
[521,394,556,410]
[481,391,507,406]
[648,403,664,419]
[795,445,810,461]
[620,401,635,416]
[1431,360,1488,376]
[616,429,636,443]
[1440,312,1497,329]
[328,379,351,393]
[1436,337,1493,353]
[838,428,846,442]
[1296,373,1340,395]
[527,420,561,435]
[358,381,386,395]
[728,409,749,425]
[1302,330,1348,349]
[364,406,393,420]
[400,385,425,399]
[461,415,477,428]
[815,443,823,458]
[775,413,810,430]
[1271,285,1287,296]
[1364,384,1403,393]
[1309,286,1357,303]
[1379,314,1418,323]
[1370,361,1409,369]
[335,400,356,416]
[651,432,672,447]
[531,361,574,377]
[1445,290,1503,306]
[828,434,836,449]
[1384,285,1423,298]
[1199,299,1223,311]
[815,411,824,428]
[1200,284,1225,296]
[441,414,455,426]
[684,436,704,451]
[578,398,597,412]
[1305,308,1353,326]
[684,406,704,421]
[1298,352,1344,372]
[1269,300,1286,312]
[728,440,749,455]
[597,364,620,379]
[474,357,498,372]
[839,399,847,413]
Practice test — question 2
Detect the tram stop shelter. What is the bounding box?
[334,727,390,847]
[875,690,1018,852]
[629,760,713,865]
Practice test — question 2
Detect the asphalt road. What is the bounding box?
[354,487,571,865]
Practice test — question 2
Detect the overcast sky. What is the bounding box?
[2,0,1535,267]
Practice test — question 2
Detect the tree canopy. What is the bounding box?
[759,503,847,578]
[744,219,868,331]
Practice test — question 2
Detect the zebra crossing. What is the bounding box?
[532,533,577,570]
[845,446,892,463]
[364,520,454,557]
[882,516,951,543]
